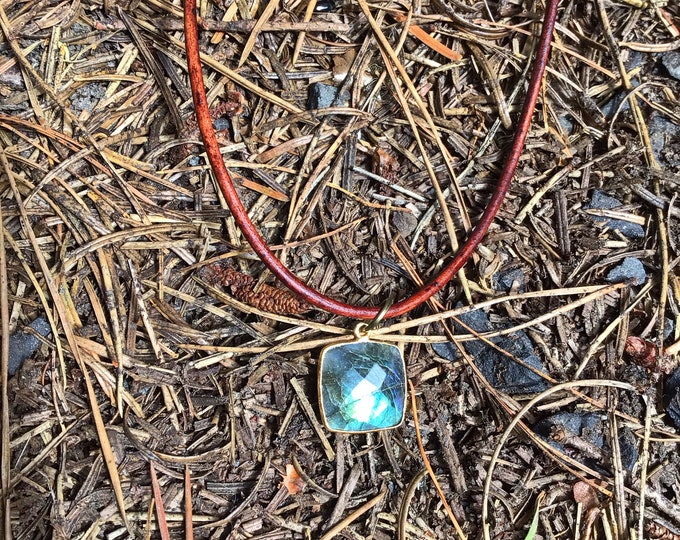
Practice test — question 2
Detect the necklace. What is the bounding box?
[183,0,560,432]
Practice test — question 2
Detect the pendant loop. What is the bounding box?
[354,322,369,340]
[364,293,396,333]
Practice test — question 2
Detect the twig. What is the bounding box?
[155,17,351,33]
[398,469,429,540]
[409,381,467,540]
[0,177,10,540]
[149,463,172,540]
[318,489,387,540]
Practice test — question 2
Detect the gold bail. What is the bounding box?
[363,293,396,334]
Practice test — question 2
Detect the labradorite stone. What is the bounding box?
[319,341,406,432]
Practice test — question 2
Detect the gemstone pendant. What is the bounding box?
[318,327,406,433]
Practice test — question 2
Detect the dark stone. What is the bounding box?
[314,0,337,11]
[665,317,675,341]
[619,429,639,472]
[535,412,604,447]
[667,391,680,429]
[431,341,457,362]
[584,190,645,239]
[662,51,680,81]
[534,412,638,471]
[665,367,680,396]
[664,367,680,429]
[319,340,406,432]
[213,117,230,131]
[625,51,645,72]
[648,113,680,169]
[557,114,574,135]
[432,308,549,394]
[494,267,525,292]
[8,316,52,377]
[605,257,646,285]
[600,90,629,119]
[391,212,418,238]
[308,82,350,109]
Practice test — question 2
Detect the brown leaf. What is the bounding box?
[280,464,305,495]
[625,336,658,370]
[372,148,399,183]
[573,481,599,511]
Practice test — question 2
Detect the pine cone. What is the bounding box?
[203,263,311,315]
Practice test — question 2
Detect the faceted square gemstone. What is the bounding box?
[318,340,406,433]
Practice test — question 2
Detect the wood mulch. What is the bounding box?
[1,0,680,538]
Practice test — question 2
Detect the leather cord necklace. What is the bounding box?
[183,0,560,321]
[183,0,560,433]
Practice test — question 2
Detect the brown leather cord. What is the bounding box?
[183,0,560,319]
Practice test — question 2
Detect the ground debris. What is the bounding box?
[1,0,679,538]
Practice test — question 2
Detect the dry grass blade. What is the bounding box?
[0,156,10,540]
[117,7,184,132]
[318,489,387,540]
[196,455,272,530]
[357,0,470,238]
[638,395,653,539]
[291,0,317,65]
[80,361,132,532]
[574,280,654,378]
[9,416,86,491]
[95,249,127,416]
[289,378,335,461]
[185,465,194,540]
[397,468,428,540]
[132,16,303,114]
[0,146,131,531]
[409,381,467,540]
[149,462,171,540]
[392,11,462,61]
[467,42,511,129]
[238,0,279,67]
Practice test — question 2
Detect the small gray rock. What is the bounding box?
[662,51,680,81]
[600,90,629,119]
[494,267,525,292]
[308,82,349,109]
[665,367,680,429]
[391,212,418,238]
[535,412,605,448]
[605,257,646,285]
[213,117,230,131]
[589,190,623,211]
[557,114,574,134]
[585,190,645,238]
[665,317,675,341]
[71,83,106,113]
[534,412,638,471]
[8,316,52,377]
[648,113,680,168]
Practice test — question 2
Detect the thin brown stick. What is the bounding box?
[409,380,467,540]
[150,462,172,540]
[0,143,10,540]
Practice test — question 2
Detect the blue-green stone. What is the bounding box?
[319,340,406,432]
